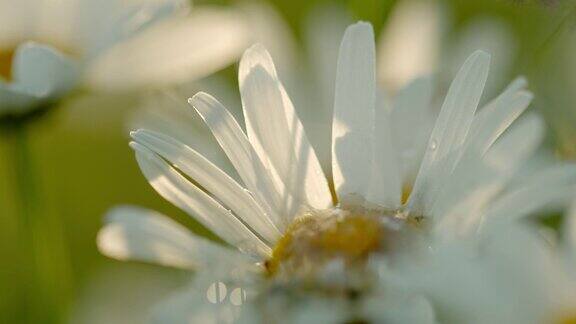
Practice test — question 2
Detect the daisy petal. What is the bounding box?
[482,119,574,228]
[467,78,532,154]
[131,142,271,257]
[332,22,376,204]
[508,163,576,191]
[132,129,281,243]
[189,92,287,229]
[238,44,332,215]
[434,114,545,236]
[484,184,576,230]
[97,206,240,269]
[11,42,78,98]
[85,8,250,91]
[409,50,490,215]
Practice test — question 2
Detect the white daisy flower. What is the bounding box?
[0,0,251,116]
[98,21,572,323]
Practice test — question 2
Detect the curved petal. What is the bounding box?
[131,129,281,243]
[238,44,332,216]
[11,42,78,97]
[97,206,243,270]
[433,114,545,237]
[332,22,376,205]
[408,51,490,216]
[131,142,272,257]
[85,7,251,91]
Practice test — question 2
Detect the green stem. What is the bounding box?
[6,120,72,324]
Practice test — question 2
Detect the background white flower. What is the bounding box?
[0,0,252,115]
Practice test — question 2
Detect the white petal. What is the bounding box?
[131,142,271,257]
[11,42,78,98]
[408,51,490,216]
[130,89,236,177]
[189,92,287,229]
[367,94,402,208]
[483,184,575,230]
[97,206,241,269]
[390,76,434,185]
[132,129,281,243]
[466,78,531,155]
[85,8,251,91]
[332,22,376,204]
[482,156,576,232]
[483,113,545,173]
[78,0,184,58]
[507,163,576,192]
[434,113,545,236]
[238,44,332,215]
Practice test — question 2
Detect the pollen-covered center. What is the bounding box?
[265,209,398,281]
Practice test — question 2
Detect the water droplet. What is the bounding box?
[206,282,227,304]
[229,287,246,306]
[429,140,438,151]
[237,241,259,259]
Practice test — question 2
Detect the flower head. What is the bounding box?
[98,21,576,323]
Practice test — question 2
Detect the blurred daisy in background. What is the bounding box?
[98,20,576,323]
[0,0,251,116]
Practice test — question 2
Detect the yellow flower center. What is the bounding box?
[0,48,16,81]
[265,210,386,278]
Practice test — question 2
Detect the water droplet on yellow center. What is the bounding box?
[265,211,385,277]
[0,48,16,81]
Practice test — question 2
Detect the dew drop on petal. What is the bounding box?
[206,281,227,304]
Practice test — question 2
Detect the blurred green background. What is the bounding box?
[2,0,576,323]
